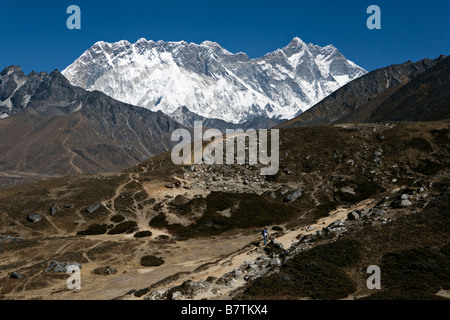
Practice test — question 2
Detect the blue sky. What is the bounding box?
[1,0,449,74]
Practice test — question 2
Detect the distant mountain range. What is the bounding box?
[1,39,448,189]
[0,66,183,188]
[277,55,449,128]
[62,37,366,125]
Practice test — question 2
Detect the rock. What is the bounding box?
[247,264,259,270]
[206,276,217,283]
[93,266,118,275]
[10,272,21,279]
[328,219,344,228]
[85,204,101,214]
[46,261,82,273]
[27,213,42,223]
[374,151,382,157]
[171,291,182,300]
[266,191,276,199]
[359,208,370,217]
[269,258,281,266]
[264,240,285,256]
[283,189,302,202]
[232,269,242,277]
[50,205,57,216]
[370,209,384,216]
[347,211,359,220]
[401,199,412,207]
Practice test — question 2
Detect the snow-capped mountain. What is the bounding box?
[62,37,366,124]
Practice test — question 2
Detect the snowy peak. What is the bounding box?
[62,37,367,124]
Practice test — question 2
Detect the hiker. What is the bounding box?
[262,226,269,245]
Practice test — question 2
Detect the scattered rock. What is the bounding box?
[269,258,281,266]
[370,209,384,216]
[45,261,82,273]
[26,213,42,223]
[171,291,182,300]
[283,189,302,202]
[85,204,101,214]
[92,266,118,276]
[347,211,359,220]
[50,205,57,216]
[264,240,285,256]
[401,199,412,207]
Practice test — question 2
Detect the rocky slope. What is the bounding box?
[0,120,448,300]
[0,66,184,189]
[62,37,366,124]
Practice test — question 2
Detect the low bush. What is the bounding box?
[76,224,108,235]
[140,255,165,267]
[107,221,138,235]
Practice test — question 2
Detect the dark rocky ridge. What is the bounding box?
[278,55,448,128]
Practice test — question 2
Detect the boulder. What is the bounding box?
[85,204,101,214]
[92,266,118,275]
[328,219,344,229]
[269,258,281,266]
[10,272,21,279]
[50,205,57,216]
[27,213,42,223]
[347,211,359,220]
[264,240,285,256]
[283,189,302,202]
[401,199,412,207]
[370,209,384,216]
[46,261,82,273]
[401,194,410,200]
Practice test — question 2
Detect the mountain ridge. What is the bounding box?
[0,66,185,189]
[62,37,366,124]
[277,55,448,128]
